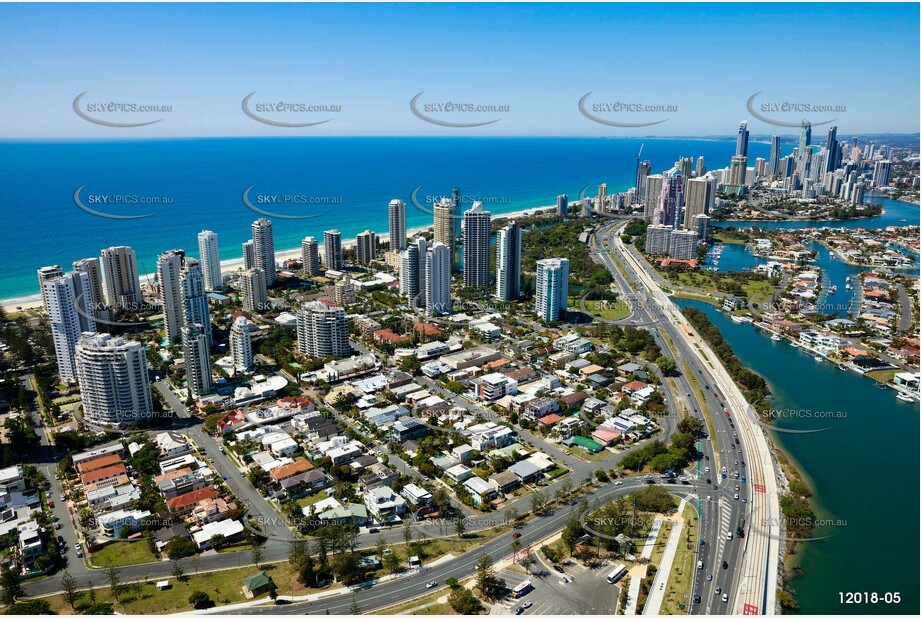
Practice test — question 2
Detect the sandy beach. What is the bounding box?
[2,205,556,311]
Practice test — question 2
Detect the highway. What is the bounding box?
[591,220,779,614]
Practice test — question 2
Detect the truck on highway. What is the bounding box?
[606,564,627,584]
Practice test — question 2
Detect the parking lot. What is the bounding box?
[490,555,621,615]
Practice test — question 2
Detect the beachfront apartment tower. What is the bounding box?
[37,265,63,312]
[643,174,664,222]
[99,246,142,310]
[388,199,407,252]
[683,176,713,230]
[323,229,343,270]
[301,236,320,276]
[356,230,379,265]
[197,230,222,291]
[433,198,457,258]
[462,202,491,288]
[653,168,684,228]
[242,240,255,270]
[556,194,568,217]
[251,218,276,286]
[75,333,152,428]
[72,258,104,315]
[495,220,522,301]
[535,258,569,323]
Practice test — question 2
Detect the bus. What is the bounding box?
[606,564,627,584]
[512,580,533,598]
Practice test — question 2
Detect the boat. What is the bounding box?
[771,334,782,341]
[815,356,824,363]
[791,341,800,348]
[730,315,746,324]
[837,364,847,371]
[845,283,852,291]
[828,285,837,295]
[874,382,887,390]
[896,393,916,403]
[845,275,851,283]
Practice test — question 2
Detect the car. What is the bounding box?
[521,601,533,609]
[741,460,746,467]
[734,493,739,500]
[705,385,710,390]
[553,564,565,573]
[735,485,740,491]
[734,460,738,466]
[515,608,524,615]
[706,573,712,581]
[697,561,703,570]
[59,493,65,502]
[715,587,721,595]
[731,444,736,450]
[368,528,380,534]
[705,467,710,473]
[699,539,705,545]
[727,532,733,540]
[742,497,747,503]
[722,593,729,603]
[426,581,437,589]
[512,532,522,538]
[614,481,623,486]
[57,535,64,543]
[55,522,62,529]
[76,549,83,558]
[47,501,54,508]
[722,561,729,570]
[694,594,702,604]
[735,438,740,444]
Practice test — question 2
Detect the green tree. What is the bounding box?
[104,565,121,602]
[188,591,212,609]
[448,587,483,614]
[0,566,23,605]
[60,570,81,610]
[561,516,583,556]
[474,553,499,598]
[251,544,263,568]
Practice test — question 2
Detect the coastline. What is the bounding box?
[0,205,555,311]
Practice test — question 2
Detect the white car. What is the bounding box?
[734,493,739,500]
[722,593,729,603]
[727,532,733,540]
[59,494,65,502]
[614,481,623,486]
[426,581,437,589]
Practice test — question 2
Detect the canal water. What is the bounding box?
[680,196,920,614]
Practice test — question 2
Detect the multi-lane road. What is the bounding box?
[591,220,779,614]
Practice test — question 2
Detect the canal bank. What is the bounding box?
[673,298,919,615]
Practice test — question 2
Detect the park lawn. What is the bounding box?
[90,541,158,567]
[567,446,616,463]
[586,299,631,321]
[669,273,718,293]
[661,502,700,615]
[44,561,318,615]
[742,279,775,308]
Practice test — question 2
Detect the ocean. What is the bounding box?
[1,136,772,302]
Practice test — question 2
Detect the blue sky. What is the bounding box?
[0,2,918,138]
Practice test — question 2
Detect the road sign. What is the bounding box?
[754,484,765,493]
[743,603,759,614]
